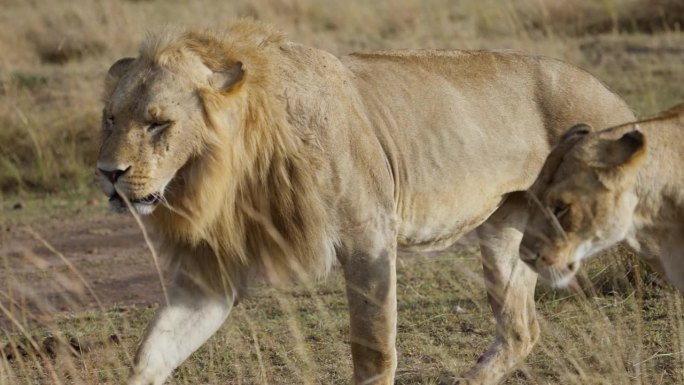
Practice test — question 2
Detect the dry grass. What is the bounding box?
[0,204,683,385]
[0,0,683,192]
[1,0,684,384]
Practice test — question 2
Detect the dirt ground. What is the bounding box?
[0,191,479,313]
[0,205,163,329]
[0,200,479,330]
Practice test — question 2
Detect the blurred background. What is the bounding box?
[0,0,683,384]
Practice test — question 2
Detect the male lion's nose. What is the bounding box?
[97,165,131,183]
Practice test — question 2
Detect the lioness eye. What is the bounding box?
[148,121,171,134]
[103,114,115,131]
[551,201,570,219]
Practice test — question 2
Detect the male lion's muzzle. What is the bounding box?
[96,162,162,215]
[98,165,131,184]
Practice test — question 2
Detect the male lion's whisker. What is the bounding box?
[114,185,169,306]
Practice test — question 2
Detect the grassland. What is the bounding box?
[1,0,684,384]
[1,0,683,193]
[2,201,683,384]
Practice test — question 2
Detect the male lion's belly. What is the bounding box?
[395,190,504,252]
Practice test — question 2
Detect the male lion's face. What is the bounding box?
[520,126,645,287]
[96,54,243,215]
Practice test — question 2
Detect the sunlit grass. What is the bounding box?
[0,0,682,192]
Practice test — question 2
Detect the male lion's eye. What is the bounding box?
[148,121,171,134]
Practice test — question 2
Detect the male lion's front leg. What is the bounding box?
[128,272,234,385]
[341,237,398,385]
[444,195,539,385]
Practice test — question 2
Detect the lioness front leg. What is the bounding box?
[128,271,235,385]
[341,235,398,385]
[444,195,539,385]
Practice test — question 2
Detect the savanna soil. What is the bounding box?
[0,198,162,328]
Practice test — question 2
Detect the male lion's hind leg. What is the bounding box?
[441,195,539,385]
[128,271,234,385]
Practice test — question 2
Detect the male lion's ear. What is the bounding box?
[209,61,245,93]
[104,57,135,97]
[594,130,646,169]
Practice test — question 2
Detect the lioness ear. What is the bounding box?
[529,123,591,196]
[104,57,135,97]
[560,123,591,144]
[209,61,245,93]
[595,130,645,169]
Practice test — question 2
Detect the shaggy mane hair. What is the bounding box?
[142,21,336,291]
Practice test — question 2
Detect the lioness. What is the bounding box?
[96,21,634,385]
[521,104,684,291]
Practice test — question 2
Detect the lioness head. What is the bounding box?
[96,36,245,215]
[520,123,646,287]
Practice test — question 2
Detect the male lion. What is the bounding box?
[96,21,634,385]
[521,104,684,291]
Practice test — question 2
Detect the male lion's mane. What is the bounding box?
[142,22,336,291]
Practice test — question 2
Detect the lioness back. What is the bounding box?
[340,49,634,250]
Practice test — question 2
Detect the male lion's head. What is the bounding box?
[97,34,245,215]
[520,123,646,287]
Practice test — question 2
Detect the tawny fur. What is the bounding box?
[154,30,337,286]
[521,104,684,290]
[108,24,336,289]
[98,20,637,385]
